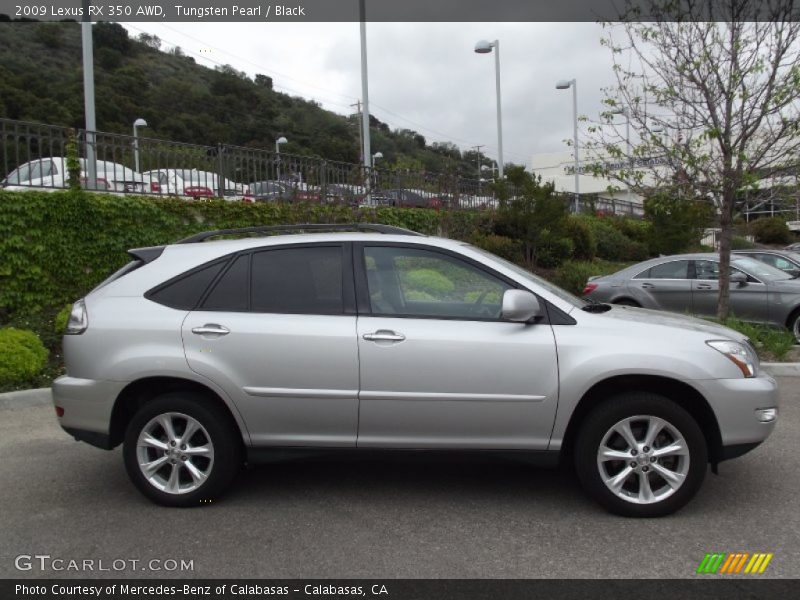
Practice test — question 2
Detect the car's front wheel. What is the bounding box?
[123,392,242,507]
[575,392,707,517]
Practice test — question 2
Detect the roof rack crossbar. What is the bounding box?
[177,223,423,244]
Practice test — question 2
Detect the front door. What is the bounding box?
[354,244,560,450]
[692,259,769,321]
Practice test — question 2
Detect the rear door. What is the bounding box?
[628,259,693,313]
[353,243,559,450]
[181,243,360,447]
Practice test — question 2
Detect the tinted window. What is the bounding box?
[648,260,690,279]
[149,261,226,310]
[364,246,510,319]
[251,246,343,314]
[202,255,249,311]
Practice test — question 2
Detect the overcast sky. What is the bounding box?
[121,22,617,168]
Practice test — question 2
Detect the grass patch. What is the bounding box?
[721,317,796,362]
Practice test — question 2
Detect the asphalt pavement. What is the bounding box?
[1,378,798,579]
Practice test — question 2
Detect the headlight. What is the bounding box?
[65,299,88,335]
[706,339,758,378]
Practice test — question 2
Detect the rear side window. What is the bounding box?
[148,261,226,310]
[251,246,343,314]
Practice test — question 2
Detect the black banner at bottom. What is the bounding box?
[4,579,800,600]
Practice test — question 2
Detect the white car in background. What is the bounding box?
[2,157,152,194]
[143,168,251,202]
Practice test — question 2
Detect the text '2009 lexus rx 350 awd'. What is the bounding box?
[53,224,778,517]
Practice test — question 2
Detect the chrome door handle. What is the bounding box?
[363,330,406,342]
[696,284,713,290]
[641,283,655,289]
[191,324,230,336]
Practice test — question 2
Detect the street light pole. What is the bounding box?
[133,118,147,173]
[474,39,504,180]
[611,107,632,203]
[471,145,484,180]
[275,136,287,181]
[359,0,372,174]
[556,79,579,213]
[81,0,97,188]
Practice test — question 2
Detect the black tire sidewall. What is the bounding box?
[575,392,707,518]
[123,392,242,507]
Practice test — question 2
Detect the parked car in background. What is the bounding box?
[383,189,442,208]
[584,253,800,340]
[785,242,800,251]
[250,180,294,202]
[53,224,777,516]
[324,184,362,204]
[2,157,153,194]
[733,249,800,278]
[183,170,252,201]
[358,192,397,208]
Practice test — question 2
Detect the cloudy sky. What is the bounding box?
[121,22,618,168]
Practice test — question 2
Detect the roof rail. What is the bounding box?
[177,223,423,244]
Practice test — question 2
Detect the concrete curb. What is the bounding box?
[0,388,51,409]
[761,363,800,377]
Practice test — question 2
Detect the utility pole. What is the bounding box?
[471,145,484,180]
[81,0,97,187]
[350,100,363,163]
[359,0,371,173]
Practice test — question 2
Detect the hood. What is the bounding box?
[597,305,748,342]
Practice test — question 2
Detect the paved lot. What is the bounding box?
[1,378,798,580]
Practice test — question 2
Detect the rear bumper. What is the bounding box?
[51,376,126,448]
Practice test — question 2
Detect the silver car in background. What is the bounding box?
[53,227,778,517]
[585,253,800,339]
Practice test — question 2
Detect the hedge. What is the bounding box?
[0,190,492,318]
[0,327,48,386]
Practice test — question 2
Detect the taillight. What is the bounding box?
[65,299,88,335]
[150,181,161,193]
[582,283,599,296]
[55,406,64,418]
[185,186,214,198]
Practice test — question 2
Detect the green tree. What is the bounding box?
[644,194,712,255]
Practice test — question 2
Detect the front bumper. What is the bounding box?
[51,376,127,449]
[693,372,779,451]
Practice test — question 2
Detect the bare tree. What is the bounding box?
[586,0,800,319]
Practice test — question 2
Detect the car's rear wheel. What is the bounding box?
[123,392,242,507]
[575,392,707,517]
[613,298,641,307]
[787,308,800,343]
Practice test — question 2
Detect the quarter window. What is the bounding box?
[149,261,227,310]
[202,254,249,312]
[363,246,510,319]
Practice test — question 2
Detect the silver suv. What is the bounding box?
[53,224,778,517]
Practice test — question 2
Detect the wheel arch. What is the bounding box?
[560,374,722,465]
[109,376,248,449]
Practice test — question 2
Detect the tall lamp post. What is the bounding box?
[610,107,632,203]
[133,118,147,173]
[81,0,97,188]
[275,136,288,181]
[556,79,579,213]
[474,39,504,180]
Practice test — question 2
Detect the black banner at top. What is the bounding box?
[1,0,799,22]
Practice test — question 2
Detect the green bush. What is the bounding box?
[731,236,757,250]
[473,235,522,263]
[749,217,792,245]
[644,195,711,255]
[0,327,48,386]
[566,217,597,261]
[553,260,631,296]
[536,235,574,269]
[585,218,649,262]
[54,303,73,336]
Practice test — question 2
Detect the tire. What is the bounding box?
[574,392,707,517]
[613,298,641,307]
[123,392,242,507]
[787,308,800,344]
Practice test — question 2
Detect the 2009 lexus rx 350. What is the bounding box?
[53,224,778,517]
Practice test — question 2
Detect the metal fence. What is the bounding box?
[0,118,522,210]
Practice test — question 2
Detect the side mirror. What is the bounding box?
[501,290,543,323]
[730,272,747,286]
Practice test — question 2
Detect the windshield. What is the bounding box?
[468,246,585,308]
[732,256,793,281]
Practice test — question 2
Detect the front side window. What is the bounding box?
[364,246,511,319]
[251,246,343,314]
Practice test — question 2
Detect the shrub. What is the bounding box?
[0,328,48,386]
[585,218,649,262]
[473,235,522,263]
[54,303,72,336]
[536,235,574,269]
[731,236,757,250]
[644,194,711,255]
[553,260,630,296]
[566,217,596,261]
[749,217,792,245]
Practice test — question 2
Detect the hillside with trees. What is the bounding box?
[0,17,492,175]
